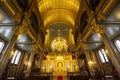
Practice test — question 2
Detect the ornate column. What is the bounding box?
[91,22,120,77]
[84,49,93,76]
[0,26,23,76]
[25,45,37,77]
[38,49,43,71]
[81,43,93,76]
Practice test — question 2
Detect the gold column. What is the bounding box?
[45,29,50,48]
[25,45,37,77]
[69,29,75,46]
[81,44,94,75]
[85,50,93,75]
[38,50,43,71]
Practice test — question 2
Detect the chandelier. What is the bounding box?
[51,37,68,52]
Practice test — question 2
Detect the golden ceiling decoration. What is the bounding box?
[43,9,75,27]
[37,0,80,29]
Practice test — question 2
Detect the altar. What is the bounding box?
[41,37,79,76]
[41,54,79,76]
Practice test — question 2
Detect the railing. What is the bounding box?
[67,72,89,80]
[28,72,53,80]
[30,72,53,76]
[67,72,105,80]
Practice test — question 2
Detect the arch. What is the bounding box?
[80,11,88,32]
[43,9,75,29]
[57,62,63,67]
[38,0,80,16]
[30,12,38,33]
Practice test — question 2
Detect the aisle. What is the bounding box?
[52,76,67,80]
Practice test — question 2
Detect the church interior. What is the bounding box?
[0,0,120,80]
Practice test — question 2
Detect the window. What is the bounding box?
[114,40,120,52]
[11,50,21,65]
[98,48,108,63]
[0,41,5,53]
[98,50,105,63]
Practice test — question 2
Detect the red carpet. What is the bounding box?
[57,76,63,80]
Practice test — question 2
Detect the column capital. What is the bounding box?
[90,23,105,33]
[13,25,28,35]
[13,27,21,35]
[13,13,21,23]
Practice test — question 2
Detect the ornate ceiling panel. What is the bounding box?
[37,0,80,29]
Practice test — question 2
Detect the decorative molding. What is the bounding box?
[13,23,28,35]
[91,23,105,33]
[13,27,21,35]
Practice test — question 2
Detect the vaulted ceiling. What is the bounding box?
[36,0,80,48]
[37,0,80,29]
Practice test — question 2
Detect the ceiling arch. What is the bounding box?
[37,0,80,29]
[38,0,80,15]
[43,9,75,28]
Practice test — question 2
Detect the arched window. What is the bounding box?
[98,48,108,63]
[30,12,38,33]
[114,40,120,52]
[11,50,21,65]
[80,11,88,32]
[0,41,5,53]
